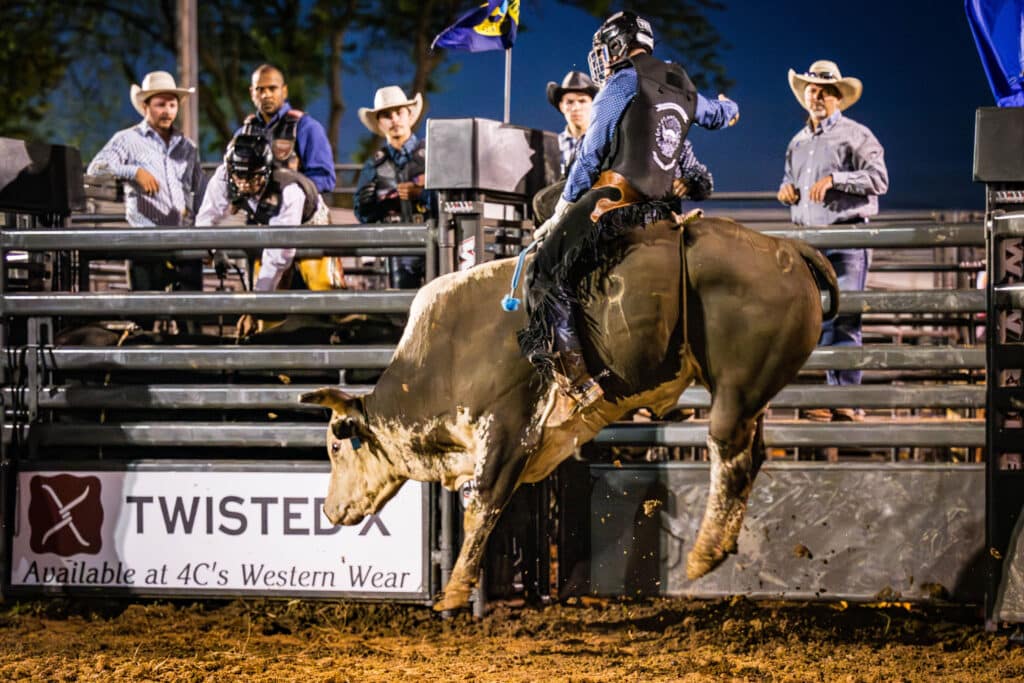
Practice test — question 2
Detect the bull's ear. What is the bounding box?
[299,387,365,422]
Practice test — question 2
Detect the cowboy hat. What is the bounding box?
[130,71,194,117]
[787,60,862,111]
[546,71,598,110]
[358,86,424,137]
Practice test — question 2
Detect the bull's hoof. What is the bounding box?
[432,586,472,612]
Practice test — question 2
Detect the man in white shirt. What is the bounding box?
[196,129,329,336]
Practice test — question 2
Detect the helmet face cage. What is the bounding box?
[226,135,272,200]
[588,11,654,87]
[588,44,611,87]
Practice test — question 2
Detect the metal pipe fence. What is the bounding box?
[0,215,989,452]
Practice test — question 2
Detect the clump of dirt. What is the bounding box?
[1,596,1022,682]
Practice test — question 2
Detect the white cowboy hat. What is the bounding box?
[358,86,424,137]
[787,60,862,111]
[130,71,195,117]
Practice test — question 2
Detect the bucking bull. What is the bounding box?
[301,214,838,611]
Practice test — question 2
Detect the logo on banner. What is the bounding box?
[29,474,104,556]
[459,237,476,270]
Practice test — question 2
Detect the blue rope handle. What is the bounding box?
[501,241,538,312]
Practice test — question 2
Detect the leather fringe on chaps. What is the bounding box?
[517,193,676,381]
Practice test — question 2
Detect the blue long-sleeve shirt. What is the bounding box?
[236,101,336,193]
[563,65,737,202]
[87,121,206,227]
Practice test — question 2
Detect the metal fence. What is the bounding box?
[0,213,991,454]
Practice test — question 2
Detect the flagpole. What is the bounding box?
[503,47,511,123]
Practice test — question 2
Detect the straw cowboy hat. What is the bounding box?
[130,71,195,117]
[546,71,598,110]
[787,60,862,111]
[358,86,424,137]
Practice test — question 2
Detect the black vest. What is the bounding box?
[372,138,427,222]
[237,168,320,225]
[245,110,304,168]
[604,53,697,200]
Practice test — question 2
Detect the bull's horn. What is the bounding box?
[299,387,358,416]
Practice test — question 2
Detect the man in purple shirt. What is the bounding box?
[520,11,739,414]
[238,64,336,194]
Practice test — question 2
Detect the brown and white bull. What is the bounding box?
[301,215,838,611]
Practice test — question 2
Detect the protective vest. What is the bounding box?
[245,109,304,169]
[371,138,427,222]
[604,53,697,200]
[237,168,320,226]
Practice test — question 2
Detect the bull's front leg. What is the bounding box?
[432,493,504,612]
[433,434,530,612]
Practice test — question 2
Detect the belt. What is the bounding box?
[590,170,644,223]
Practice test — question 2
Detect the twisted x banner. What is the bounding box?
[11,469,427,597]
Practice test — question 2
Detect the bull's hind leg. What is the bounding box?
[686,388,766,580]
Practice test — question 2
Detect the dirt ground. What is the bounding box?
[3,596,1024,682]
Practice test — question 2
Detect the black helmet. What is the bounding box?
[225,127,273,200]
[588,11,655,87]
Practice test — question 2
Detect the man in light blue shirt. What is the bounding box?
[88,70,206,299]
[520,11,738,414]
[778,60,888,419]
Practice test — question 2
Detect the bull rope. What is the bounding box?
[500,241,538,312]
[675,209,704,379]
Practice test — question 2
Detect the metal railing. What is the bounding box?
[0,214,987,452]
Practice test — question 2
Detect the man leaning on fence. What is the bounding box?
[777,60,889,422]
[196,129,331,338]
[353,86,435,289]
[87,71,206,308]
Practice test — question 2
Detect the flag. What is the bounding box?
[965,0,1024,106]
[431,0,519,52]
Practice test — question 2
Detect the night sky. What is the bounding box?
[321,1,995,210]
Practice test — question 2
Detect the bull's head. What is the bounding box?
[299,387,406,526]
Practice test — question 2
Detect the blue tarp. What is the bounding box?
[966,0,1024,106]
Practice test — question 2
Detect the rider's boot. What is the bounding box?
[548,305,604,417]
[552,347,604,412]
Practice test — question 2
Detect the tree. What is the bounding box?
[0,4,81,139]
[13,1,730,162]
[559,0,731,91]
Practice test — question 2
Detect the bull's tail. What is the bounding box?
[792,240,839,321]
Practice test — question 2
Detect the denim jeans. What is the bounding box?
[820,247,869,386]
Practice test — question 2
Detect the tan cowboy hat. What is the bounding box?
[358,86,424,137]
[130,71,194,117]
[787,60,862,111]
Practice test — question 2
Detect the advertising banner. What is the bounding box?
[8,463,430,600]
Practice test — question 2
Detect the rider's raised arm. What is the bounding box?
[694,92,739,130]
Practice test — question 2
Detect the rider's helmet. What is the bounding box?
[225,127,273,201]
[588,11,655,87]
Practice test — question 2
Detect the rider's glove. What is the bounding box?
[534,197,573,242]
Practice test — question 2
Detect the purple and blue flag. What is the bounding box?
[965,0,1024,106]
[432,0,519,52]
